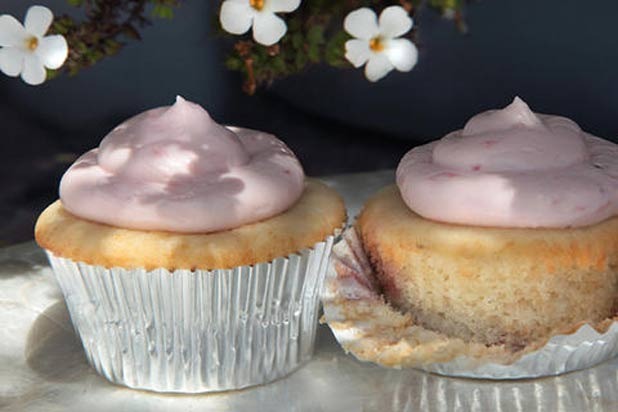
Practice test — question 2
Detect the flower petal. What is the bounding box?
[37,35,68,69]
[378,6,413,39]
[384,38,418,72]
[364,53,394,82]
[21,54,46,85]
[220,1,254,35]
[344,8,379,40]
[345,39,370,68]
[0,47,24,76]
[266,0,301,13]
[252,12,286,46]
[0,15,28,47]
[25,6,53,37]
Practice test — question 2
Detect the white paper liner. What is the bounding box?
[321,228,618,379]
[44,233,336,393]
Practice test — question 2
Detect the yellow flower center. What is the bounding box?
[369,37,385,52]
[250,0,265,11]
[26,36,39,51]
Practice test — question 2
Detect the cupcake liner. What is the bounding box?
[321,227,618,379]
[45,233,336,393]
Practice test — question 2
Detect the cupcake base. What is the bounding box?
[356,185,618,350]
[46,233,336,393]
[321,228,618,379]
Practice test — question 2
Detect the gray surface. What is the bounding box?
[2,171,618,411]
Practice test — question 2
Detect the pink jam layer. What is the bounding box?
[60,97,305,233]
[396,97,618,228]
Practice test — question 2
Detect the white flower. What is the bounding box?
[0,5,68,86]
[344,6,418,82]
[220,0,301,46]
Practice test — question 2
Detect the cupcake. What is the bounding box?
[35,97,346,392]
[323,97,618,378]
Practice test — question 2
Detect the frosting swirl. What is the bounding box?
[60,97,305,233]
[396,97,618,228]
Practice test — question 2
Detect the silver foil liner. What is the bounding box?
[45,234,335,393]
[420,322,618,379]
[322,228,618,379]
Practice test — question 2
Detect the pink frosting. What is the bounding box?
[60,97,305,233]
[396,97,618,228]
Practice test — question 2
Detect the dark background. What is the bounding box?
[2,0,618,245]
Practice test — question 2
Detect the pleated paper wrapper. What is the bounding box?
[44,233,335,393]
[321,228,618,379]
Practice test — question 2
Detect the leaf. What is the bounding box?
[225,56,243,71]
[295,51,307,70]
[325,30,350,67]
[287,17,301,32]
[307,25,325,46]
[307,44,320,63]
[46,68,60,79]
[271,55,287,73]
[152,5,175,19]
[291,33,303,50]
[123,25,142,40]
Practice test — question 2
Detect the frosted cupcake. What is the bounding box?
[35,97,346,392]
[323,98,618,378]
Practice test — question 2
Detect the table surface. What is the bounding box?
[2,170,618,412]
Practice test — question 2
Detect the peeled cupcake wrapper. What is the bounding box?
[45,231,338,393]
[321,228,618,379]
